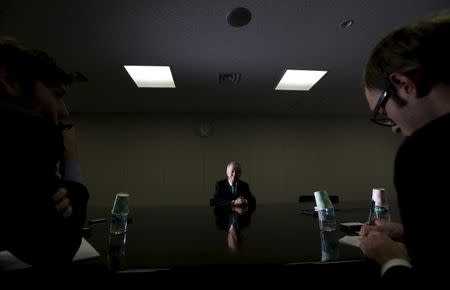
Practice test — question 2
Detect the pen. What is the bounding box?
[87,218,107,225]
[299,209,318,216]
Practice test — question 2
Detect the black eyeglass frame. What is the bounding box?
[370,89,396,126]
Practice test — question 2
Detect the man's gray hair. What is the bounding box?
[226,161,240,169]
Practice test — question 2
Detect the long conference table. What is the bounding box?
[83,201,397,280]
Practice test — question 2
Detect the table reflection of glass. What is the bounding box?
[320,230,340,262]
[107,233,127,271]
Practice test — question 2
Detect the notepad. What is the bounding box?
[0,238,100,271]
[0,251,30,271]
[73,237,100,261]
[339,235,363,248]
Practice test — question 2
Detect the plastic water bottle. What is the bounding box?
[314,190,337,231]
[317,207,337,231]
[369,188,391,224]
[110,193,130,235]
[374,204,391,222]
[110,212,128,234]
[368,199,376,224]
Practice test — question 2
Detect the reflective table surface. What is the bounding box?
[85,202,388,272]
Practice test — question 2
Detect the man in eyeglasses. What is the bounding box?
[360,13,450,284]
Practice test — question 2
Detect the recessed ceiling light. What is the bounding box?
[275,69,327,91]
[340,19,354,29]
[124,65,175,88]
[227,7,252,27]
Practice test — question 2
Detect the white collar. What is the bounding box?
[228,180,238,187]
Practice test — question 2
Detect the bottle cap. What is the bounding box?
[112,193,130,214]
[372,188,388,206]
[314,190,334,210]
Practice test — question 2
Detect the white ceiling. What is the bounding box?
[1,0,448,115]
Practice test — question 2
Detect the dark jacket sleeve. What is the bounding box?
[62,180,90,232]
[242,182,256,208]
[214,180,232,207]
[382,265,415,285]
[2,114,89,267]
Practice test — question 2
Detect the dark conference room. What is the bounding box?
[1,0,449,285]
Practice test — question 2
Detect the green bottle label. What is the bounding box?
[375,205,388,214]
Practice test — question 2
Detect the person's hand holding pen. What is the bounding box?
[360,231,409,266]
[360,221,404,241]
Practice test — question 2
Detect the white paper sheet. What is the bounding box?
[0,238,100,271]
[339,235,363,248]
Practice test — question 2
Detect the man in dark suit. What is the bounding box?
[0,37,89,268]
[213,161,256,209]
[359,13,450,284]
